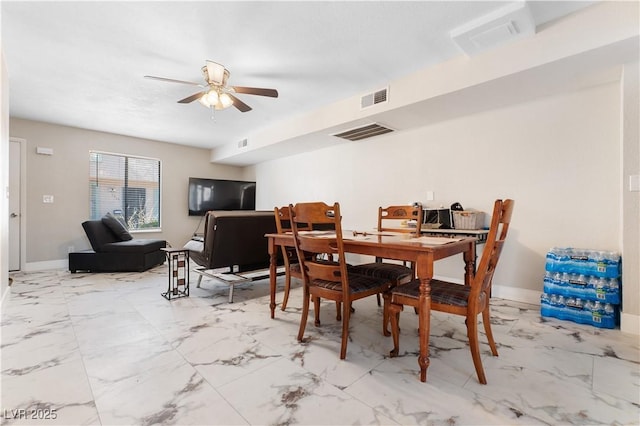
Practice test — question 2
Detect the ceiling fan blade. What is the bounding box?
[144,75,204,87]
[178,91,206,104]
[232,86,279,98]
[228,93,252,112]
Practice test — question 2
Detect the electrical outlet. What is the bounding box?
[426,191,435,201]
[67,246,74,253]
[43,195,54,203]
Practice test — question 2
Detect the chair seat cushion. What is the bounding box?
[350,262,413,284]
[101,239,166,254]
[311,273,390,293]
[391,279,470,307]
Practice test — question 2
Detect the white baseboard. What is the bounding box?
[491,284,541,306]
[620,312,640,335]
[24,259,68,272]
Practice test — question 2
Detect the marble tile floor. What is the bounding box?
[1,266,639,426]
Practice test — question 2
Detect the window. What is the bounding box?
[89,151,161,231]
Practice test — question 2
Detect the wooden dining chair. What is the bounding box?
[290,201,394,359]
[350,204,423,313]
[274,206,305,311]
[275,205,343,319]
[385,199,514,384]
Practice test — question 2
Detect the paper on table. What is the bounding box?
[350,230,403,236]
[407,236,464,245]
[298,230,335,237]
[303,232,338,239]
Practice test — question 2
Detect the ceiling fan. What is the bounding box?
[144,61,278,113]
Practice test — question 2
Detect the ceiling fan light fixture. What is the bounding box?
[205,61,227,85]
[148,60,276,113]
[198,90,220,108]
[198,96,210,108]
[199,89,233,110]
[206,90,219,105]
[219,93,233,109]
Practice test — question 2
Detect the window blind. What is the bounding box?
[89,151,161,231]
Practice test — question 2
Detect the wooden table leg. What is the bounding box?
[463,240,476,286]
[269,237,277,319]
[416,253,434,382]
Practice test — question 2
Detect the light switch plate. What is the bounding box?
[630,175,640,192]
[43,195,54,203]
[426,191,435,201]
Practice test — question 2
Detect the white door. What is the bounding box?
[9,140,21,271]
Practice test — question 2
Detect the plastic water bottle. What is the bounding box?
[595,278,608,300]
[593,251,605,275]
[540,293,551,317]
[608,278,620,303]
[545,249,557,271]
[543,272,554,293]
[592,301,604,324]
[560,272,570,287]
[574,298,585,322]
[549,294,559,316]
[584,299,594,316]
[587,275,598,291]
[604,251,621,277]
[604,303,615,315]
[570,249,585,274]
[565,297,576,321]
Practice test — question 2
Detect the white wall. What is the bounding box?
[256,81,621,303]
[621,60,640,333]
[1,49,10,300]
[9,118,246,268]
[245,0,638,334]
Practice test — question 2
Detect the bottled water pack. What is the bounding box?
[542,247,621,329]
[543,271,620,304]
[540,292,617,329]
[545,247,621,278]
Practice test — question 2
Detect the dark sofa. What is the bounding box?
[69,218,166,273]
[189,210,278,273]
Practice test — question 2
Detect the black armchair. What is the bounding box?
[69,215,166,273]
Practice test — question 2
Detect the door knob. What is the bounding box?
[10,213,18,218]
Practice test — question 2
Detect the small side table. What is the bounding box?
[161,248,190,300]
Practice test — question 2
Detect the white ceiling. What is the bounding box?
[2,1,595,159]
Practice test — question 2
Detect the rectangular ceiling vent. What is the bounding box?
[450,1,535,56]
[361,87,389,109]
[332,123,394,142]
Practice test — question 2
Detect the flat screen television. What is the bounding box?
[188,178,256,216]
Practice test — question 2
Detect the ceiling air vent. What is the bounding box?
[361,87,388,109]
[332,123,394,141]
[450,1,535,56]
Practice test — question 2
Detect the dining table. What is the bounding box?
[265,230,477,382]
